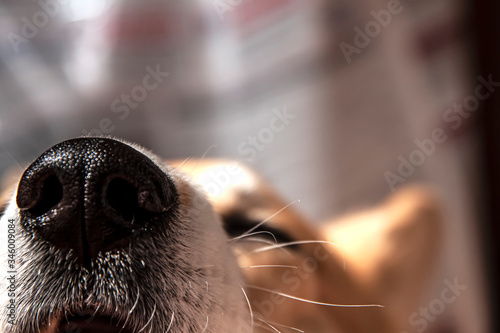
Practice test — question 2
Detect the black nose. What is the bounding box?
[16,138,177,266]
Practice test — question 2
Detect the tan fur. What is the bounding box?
[172,160,443,333]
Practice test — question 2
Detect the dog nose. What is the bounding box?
[17,138,177,266]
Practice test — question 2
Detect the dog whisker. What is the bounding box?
[254,321,275,333]
[240,284,254,333]
[246,286,384,308]
[235,200,300,240]
[255,318,282,333]
[251,240,347,270]
[230,230,278,243]
[236,238,293,257]
[254,318,305,333]
[200,145,218,160]
[183,145,218,173]
[175,157,193,169]
[129,286,141,314]
[242,265,298,269]
[93,304,103,317]
[137,303,156,333]
[0,143,24,170]
[122,312,132,331]
[122,287,140,330]
[165,312,175,333]
[240,238,278,246]
[200,316,209,333]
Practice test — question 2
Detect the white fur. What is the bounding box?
[0,139,252,333]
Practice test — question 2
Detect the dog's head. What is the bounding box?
[0,137,250,333]
[0,137,442,333]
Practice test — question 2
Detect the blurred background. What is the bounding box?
[0,0,498,332]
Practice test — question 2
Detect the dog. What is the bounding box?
[0,137,442,333]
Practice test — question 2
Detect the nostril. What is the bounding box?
[15,138,179,265]
[28,174,64,217]
[106,177,139,222]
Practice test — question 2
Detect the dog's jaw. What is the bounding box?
[0,139,251,333]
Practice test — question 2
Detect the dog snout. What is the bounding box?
[16,138,177,266]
